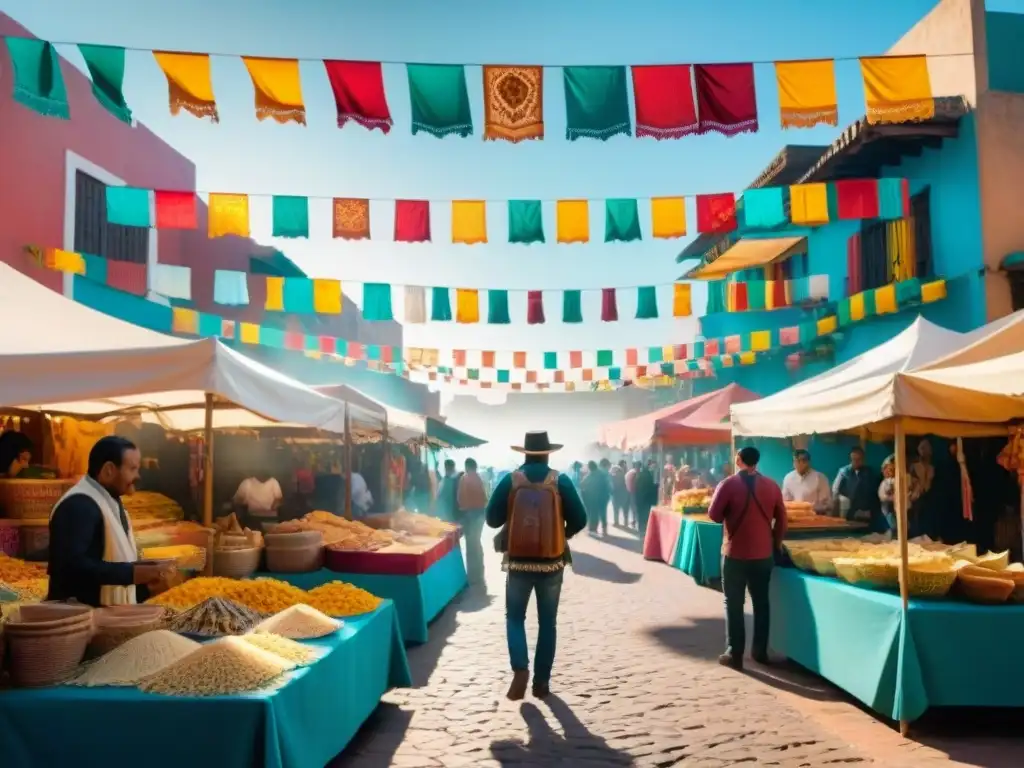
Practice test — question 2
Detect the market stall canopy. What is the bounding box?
[426,418,487,449]
[914,309,1024,371]
[896,349,1024,424]
[0,263,362,434]
[684,237,807,280]
[655,384,760,445]
[598,384,756,450]
[314,384,426,442]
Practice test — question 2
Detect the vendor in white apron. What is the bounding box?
[47,435,174,607]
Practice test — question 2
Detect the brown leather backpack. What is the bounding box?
[506,470,566,560]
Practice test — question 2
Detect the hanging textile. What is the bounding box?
[208,194,250,238]
[513,351,527,369]
[696,193,737,234]
[790,183,830,226]
[921,279,947,304]
[105,187,151,227]
[106,261,146,296]
[153,264,191,300]
[407,64,473,138]
[456,289,480,323]
[879,178,911,220]
[214,270,250,306]
[888,219,917,281]
[79,44,132,124]
[543,352,558,371]
[568,351,584,369]
[359,283,391,321]
[563,66,631,141]
[272,196,310,238]
[239,322,260,345]
[153,52,218,121]
[604,199,642,243]
[527,291,546,324]
[601,288,619,321]
[694,63,758,136]
[557,200,590,243]
[332,198,371,240]
[631,64,698,139]
[242,57,306,124]
[846,233,863,295]
[562,290,583,323]
[451,201,488,244]
[651,197,687,239]
[743,188,787,229]
[394,200,431,242]
[4,39,69,119]
[279,277,313,313]
[597,350,614,367]
[508,200,545,244]
[171,307,198,335]
[636,286,659,319]
[323,60,392,132]
[483,65,544,142]
[155,190,197,229]
[860,56,935,125]
[774,59,837,129]
[45,248,85,274]
[727,281,749,312]
[265,277,284,311]
[875,284,898,314]
[313,279,342,314]
[673,283,692,317]
[431,287,452,321]
[836,180,881,220]
[403,286,427,324]
[487,290,511,324]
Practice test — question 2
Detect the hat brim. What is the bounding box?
[511,444,563,454]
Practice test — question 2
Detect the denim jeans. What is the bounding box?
[460,509,485,585]
[506,569,564,685]
[722,556,774,660]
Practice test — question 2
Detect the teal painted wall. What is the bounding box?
[987,12,1024,94]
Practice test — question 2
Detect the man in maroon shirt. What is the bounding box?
[707,445,787,670]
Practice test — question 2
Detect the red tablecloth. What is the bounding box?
[643,506,684,564]
[324,535,455,576]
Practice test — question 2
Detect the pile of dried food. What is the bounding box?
[166,597,265,637]
[275,511,394,551]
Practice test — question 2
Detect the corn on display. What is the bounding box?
[122,491,184,521]
[7,577,47,601]
[670,489,712,512]
[139,636,295,696]
[147,576,380,618]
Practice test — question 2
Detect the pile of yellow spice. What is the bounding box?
[147,576,381,618]
[0,553,47,583]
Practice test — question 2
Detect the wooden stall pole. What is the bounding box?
[894,418,911,737]
[202,393,215,528]
[381,412,390,513]
[343,401,353,521]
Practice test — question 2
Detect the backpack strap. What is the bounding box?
[511,471,529,488]
[544,470,559,487]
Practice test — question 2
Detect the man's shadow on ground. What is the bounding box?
[569,550,642,584]
[490,695,633,766]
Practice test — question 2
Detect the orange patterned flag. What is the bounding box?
[153,52,218,121]
[242,57,306,125]
[333,198,370,240]
[483,66,544,142]
[860,56,934,125]
[775,59,838,129]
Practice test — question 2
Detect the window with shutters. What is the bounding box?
[855,186,934,294]
[73,170,148,264]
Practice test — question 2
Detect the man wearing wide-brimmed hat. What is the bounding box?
[486,431,588,700]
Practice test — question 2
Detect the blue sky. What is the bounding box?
[4,0,1021,359]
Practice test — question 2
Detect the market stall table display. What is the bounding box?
[642,506,685,564]
[769,567,1024,722]
[0,601,411,768]
[261,537,468,645]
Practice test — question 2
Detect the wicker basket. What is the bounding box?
[88,606,167,657]
[6,622,92,687]
[265,544,324,573]
[907,566,958,598]
[834,558,900,590]
[212,546,262,579]
[264,530,323,549]
[7,604,93,632]
[0,478,77,520]
[957,571,1015,604]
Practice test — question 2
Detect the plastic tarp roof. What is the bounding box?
[731,311,1024,438]
[0,263,377,434]
[599,384,757,450]
[314,384,425,442]
[426,418,487,449]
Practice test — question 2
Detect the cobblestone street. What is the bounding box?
[334,527,1019,768]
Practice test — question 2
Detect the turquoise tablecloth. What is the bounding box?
[0,600,412,768]
[265,543,468,645]
[770,567,1024,722]
[672,519,869,586]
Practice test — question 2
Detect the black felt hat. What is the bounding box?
[511,431,563,455]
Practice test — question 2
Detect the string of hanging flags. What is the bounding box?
[4,35,947,137]
[102,178,912,243]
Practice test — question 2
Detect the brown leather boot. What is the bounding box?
[506,670,529,701]
[532,681,550,699]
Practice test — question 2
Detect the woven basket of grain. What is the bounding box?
[0,479,77,520]
[6,620,92,687]
[212,546,262,579]
[7,603,93,632]
[907,566,958,598]
[956,570,1015,604]
[88,606,168,657]
[807,551,839,577]
[264,530,323,550]
[265,543,324,573]
[834,558,900,590]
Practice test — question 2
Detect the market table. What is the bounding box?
[264,541,468,645]
[769,567,1024,722]
[642,506,685,564]
[672,519,871,586]
[0,600,412,768]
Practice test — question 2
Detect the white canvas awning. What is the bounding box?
[0,263,379,434]
[314,384,426,442]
